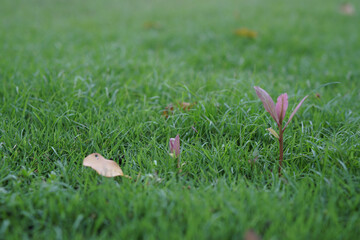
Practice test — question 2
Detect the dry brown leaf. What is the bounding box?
[83,153,130,178]
[162,104,174,118]
[340,3,355,15]
[162,102,195,118]
[143,21,162,30]
[234,28,258,38]
[244,230,262,240]
[178,102,193,110]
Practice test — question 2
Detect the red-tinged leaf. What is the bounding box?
[254,86,279,124]
[275,93,288,124]
[283,95,308,130]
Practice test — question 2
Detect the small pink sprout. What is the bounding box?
[169,135,181,168]
[169,135,180,158]
[254,86,308,175]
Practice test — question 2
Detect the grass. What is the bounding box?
[1,0,360,239]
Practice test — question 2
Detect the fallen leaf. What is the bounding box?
[340,3,355,15]
[178,102,194,110]
[244,230,262,240]
[83,153,130,178]
[162,102,195,118]
[162,104,174,118]
[234,28,258,38]
[143,21,162,29]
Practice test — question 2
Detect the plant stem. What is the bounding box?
[278,124,284,176]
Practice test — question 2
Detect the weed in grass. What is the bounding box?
[254,86,308,175]
[169,135,181,168]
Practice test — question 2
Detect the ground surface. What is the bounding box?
[1,0,360,239]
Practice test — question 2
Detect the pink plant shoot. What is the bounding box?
[254,86,308,175]
[169,135,181,168]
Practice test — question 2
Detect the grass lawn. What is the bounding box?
[1,0,360,239]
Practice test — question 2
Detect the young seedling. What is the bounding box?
[169,135,181,168]
[254,86,308,175]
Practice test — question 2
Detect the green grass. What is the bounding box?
[1,0,360,239]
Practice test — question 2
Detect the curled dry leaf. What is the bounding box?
[234,28,258,38]
[83,153,130,178]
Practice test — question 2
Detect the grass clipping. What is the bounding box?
[83,153,130,178]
